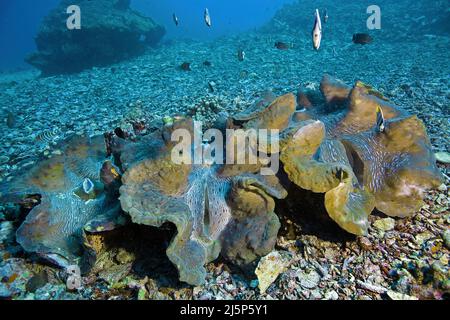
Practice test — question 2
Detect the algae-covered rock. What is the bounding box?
[26,0,165,75]
[373,218,396,232]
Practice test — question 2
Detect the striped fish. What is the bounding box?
[35,129,59,144]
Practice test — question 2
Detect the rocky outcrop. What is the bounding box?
[26,0,165,75]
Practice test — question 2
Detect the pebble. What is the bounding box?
[435,151,450,164]
[249,280,259,289]
[324,290,339,300]
[309,289,322,300]
[358,236,372,250]
[414,231,434,245]
[115,248,135,264]
[443,229,450,249]
[0,156,9,165]
[297,269,321,289]
[386,290,418,300]
[373,217,396,232]
[0,221,14,243]
[255,251,291,293]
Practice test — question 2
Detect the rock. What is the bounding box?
[435,152,450,164]
[0,259,33,299]
[309,289,322,300]
[26,0,165,75]
[115,248,135,264]
[249,280,259,289]
[297,269,321,289]
[0,155,9,165]
[0,221,14,243]
[255,251,291,293]
[324,290,339,300]
[386,290,418,300]
[373,218,396,232]
[358,236,372,250]
[33,283,82,300]
[98,263,132,285]
[415,231,434,245]
[25,270,49,293]
[431,261,449,289]
[443,229,450,249]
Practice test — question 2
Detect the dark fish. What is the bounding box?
[312,9,322,50]
[173,13,179,26]
[114,127,127,139]
[237,49,245,61]
[274,41,290,50]
[180,62,191,71]
[376,106,386,133]
[131,120,146,135]
[204,8,212,27]
[6,111,15,128]
[208,81,216,92]
[100,160,121,192]
[203,60,212,67]
[353,33,373,45]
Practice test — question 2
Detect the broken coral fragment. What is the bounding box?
[255,251,291,293]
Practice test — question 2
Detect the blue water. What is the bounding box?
[0,0,294,71]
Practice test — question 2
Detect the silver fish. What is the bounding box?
[237,49,245,61]
[204,8,212,27]
[376,106,386,133]
[324,9,329,23]
[173,13,179,26]
[82,178,95,194]
[312,9,322,50]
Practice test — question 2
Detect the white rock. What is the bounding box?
[297,269,321,289]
